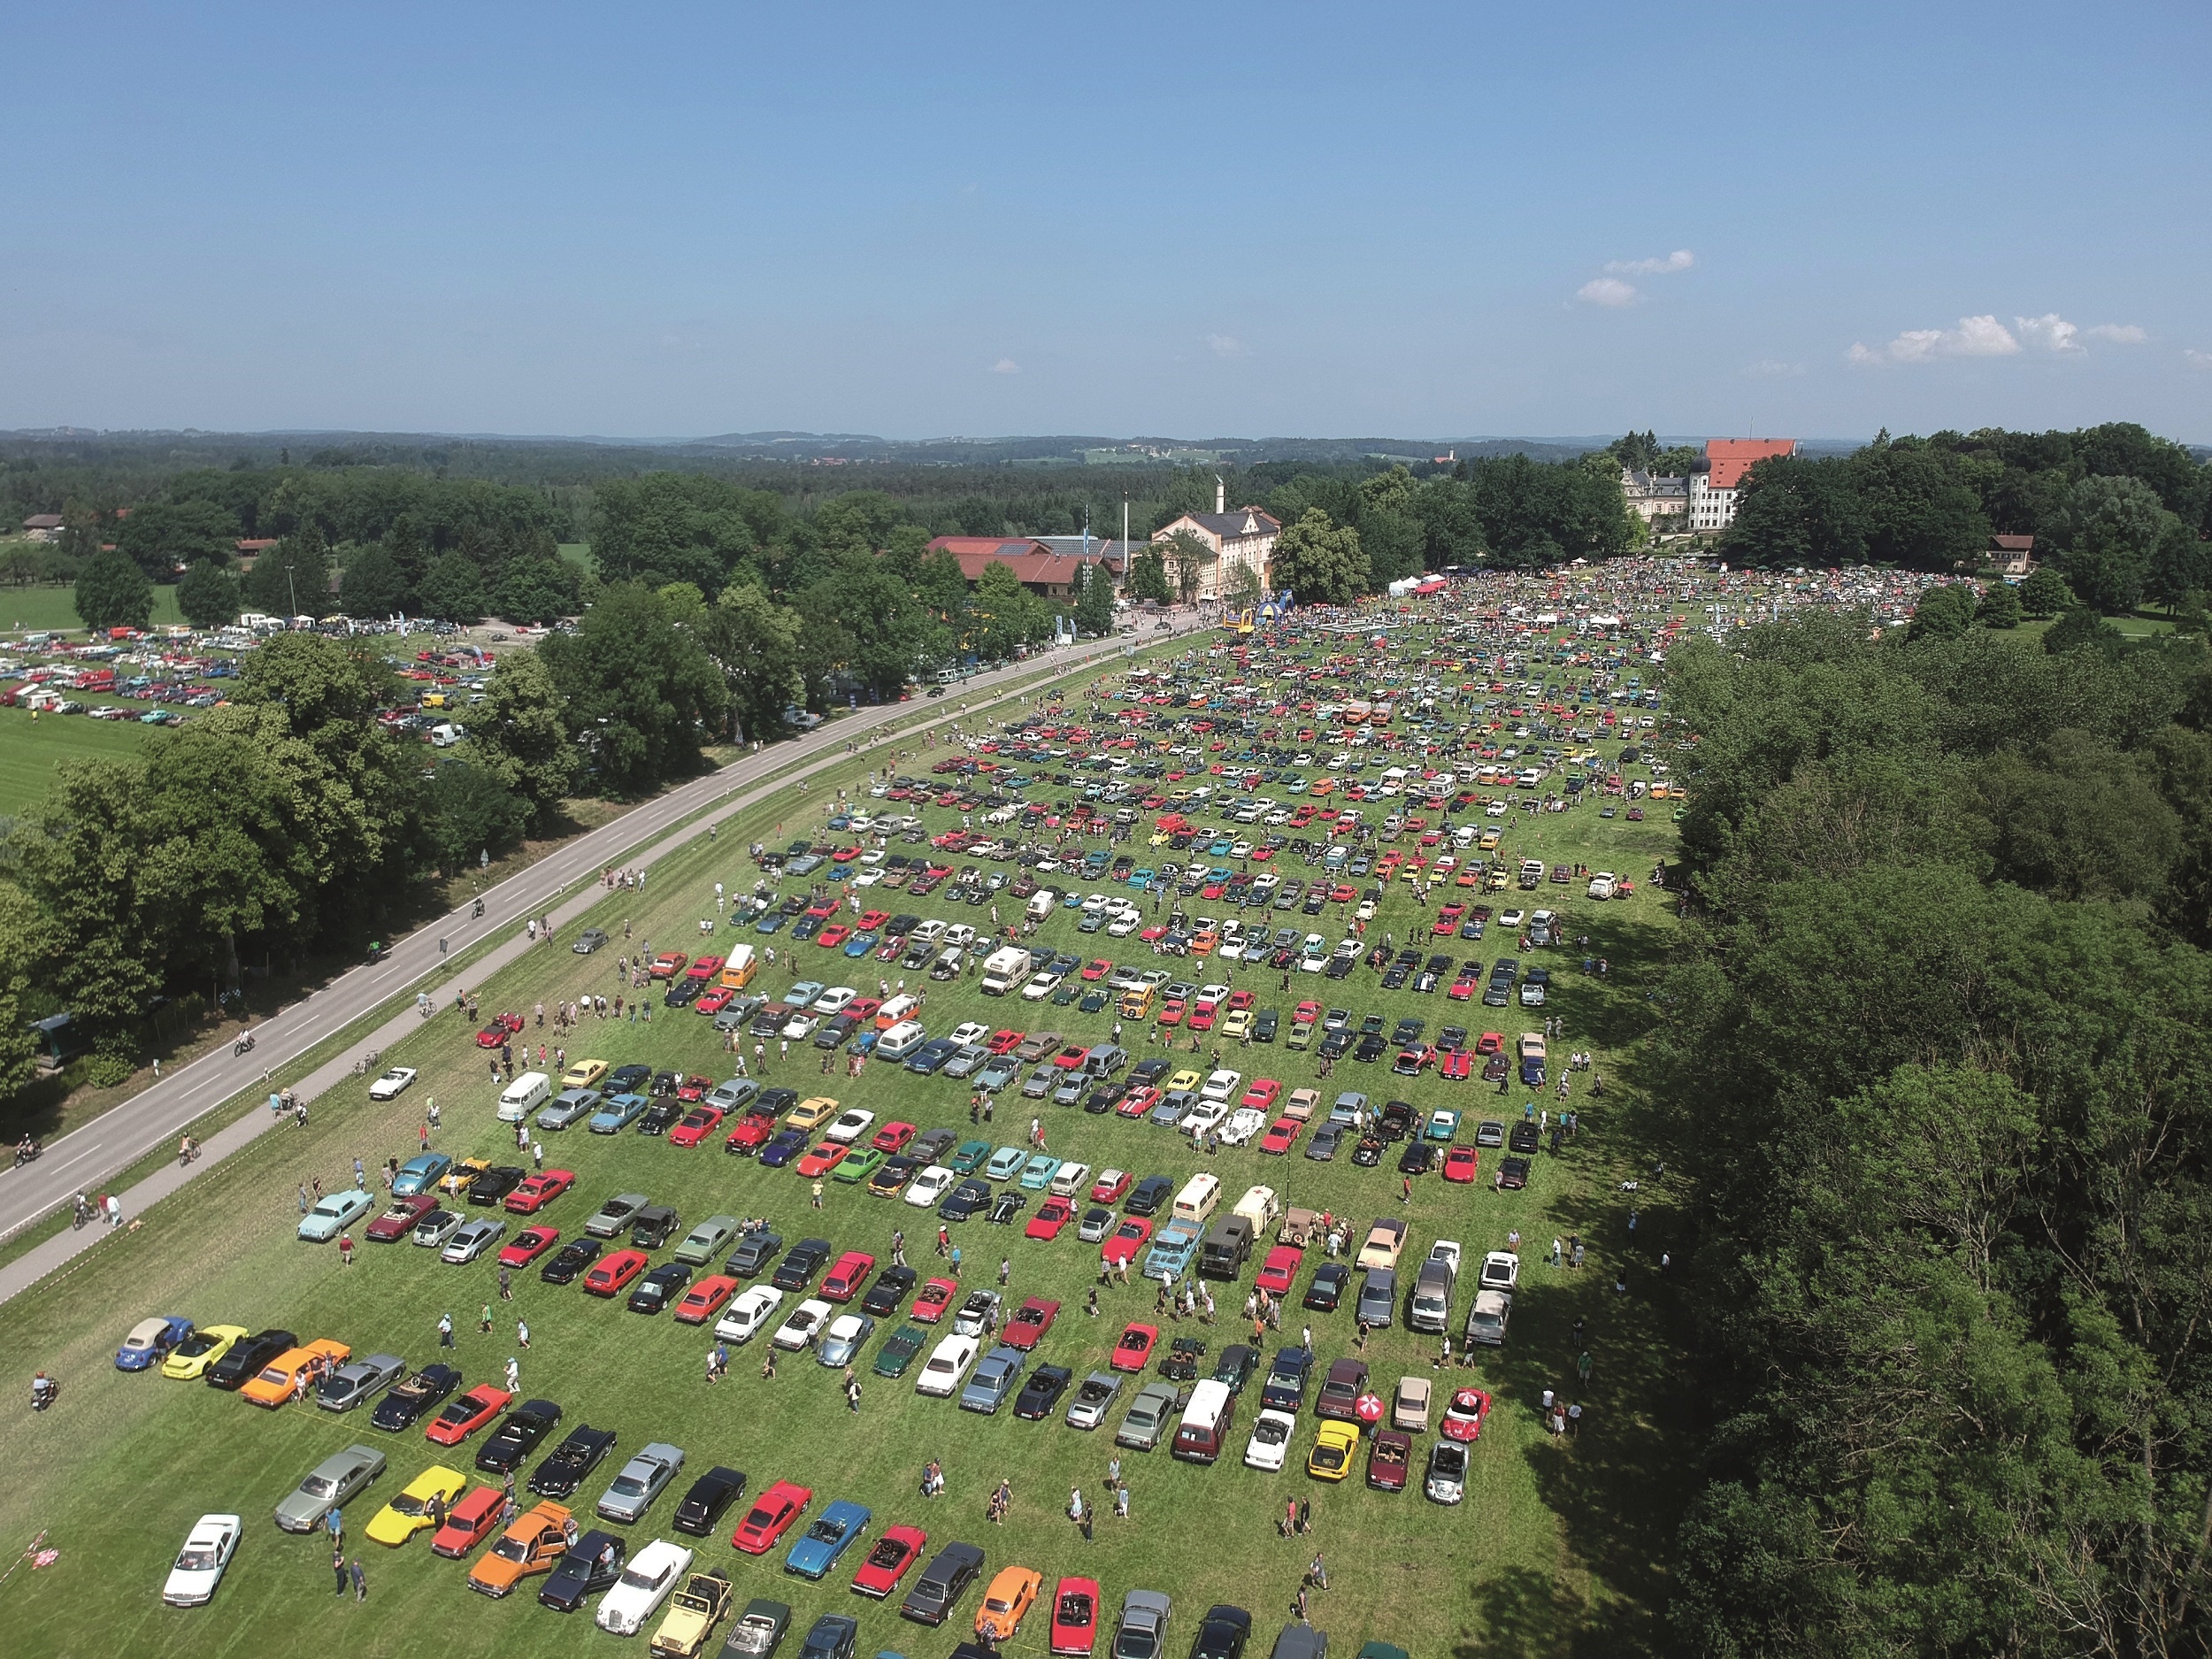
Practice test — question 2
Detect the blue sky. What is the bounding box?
[5,1,2208,442]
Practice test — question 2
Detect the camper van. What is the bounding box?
[979,946,1033,997]
[875,1021,927,1062]
[1025,890,1058,926]
[717,944,758,990]
[1232,1185,1281,1234]
[497,1071,552,1123]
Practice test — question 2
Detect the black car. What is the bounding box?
[1260,1348,1313,1412]
[1398,1142,1437,1176]
[639,1100,683,1135]
[900,1540,987,1625]
[1378,1100,1417,1141]
[1317,1030,1354,1060]
[772,1238,833,1292]
[627,1262,693,1314]
[1014,1363,1074,1420]
[369,1362,460,1430]
[910,1127,959,1164]
[1305,1124,1343,1162]
[1251,1009,1279,1041]
[1082,1085,1125,1115]
[468,1165,527,1206]
[861,1267,918,1317]
[987,1190,1027,1225]
[528,1425,618,1498]
[1354,1033,1387,1064]
[939,1179,993,1222]
[1191,1604,1255,1659]
[672,1465,747,1536]
[1125,1175,1175,1217]
[204,1327,297,1391]
[476,1399,563,1472]
[1498,1156,1532,1190]
[538,1529,625,1612]
[1349,1135,1385,1168]
[799,1614,859,1659]
[1212,1344,1260,1393]
[726,1229,785,1278]
[663,979,701,1008]
[1508,1121,1542,1155]
[1159,1336,1207,1382]
[606,1064,652,1094]
[541,1238,604,1285]
[1303,1263,1352,1312]
[650,1071,681,1097]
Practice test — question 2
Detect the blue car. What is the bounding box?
[1143,1218,1202,1280]
[842,932,878,959]
[392,1153,452,1197]
[759,1129,810,1169]
[116,1315,194,1371]
[756,911,786,935]
[784,1498,871,1579]
[588,1093,649,1133]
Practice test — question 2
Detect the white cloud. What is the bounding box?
[2085,323,2147,344]
[2014,313,2085,354]
[1847,314,2021,365]
[1605,250,1694,276]
[1746,359,1805,377]
[2187,349,2212,372]
[1204,334,1248,358]
[989,357,1020,374]
[1577,276,1638,308]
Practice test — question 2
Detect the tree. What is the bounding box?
[1720,455,1869,567]
[2019,566,2073,618]
[417,551,488,624]
[1847,441,1992,570]
[969,562,1047,662]
[589,473,778,590]
[2041,604,2122,657]
[1907,582,1977,641]
[2147,514,2212,612]
[16,760,165,1059]
[175,562,241,630]
[703,581,806,741]
[339,543,411,618]
[2058,473,2165,614]
[464,648,577,827]
[539,582,729,795]
[1974,581,2022,629]
[1270,509,1368,605]
[0,882,50,1100]
[1356,465,1425,588]
[420,762,528,874]
[1157,529,1216,605]
[244,520,330,617]
[1072,560,1116,636]
[384,514,428,590]
[913,549,972,619]
[795,554,947,700]
[115,499,238,580]
[492,554,580,626]
[1123,548,1171,604]
[73,545,153,631]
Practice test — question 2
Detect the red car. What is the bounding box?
[795,1143,848,1179]
[366,1194,438,1241]
[1050,1575,1102,1655]
[725,1111,778,1155]
[732,1480,812,1554]
[504,1170,575,1214]
[1187,1002,1217,1033]
[1367,1428,1413,1493]
[820,1251,877,1302]
[1442,1145,1480,1183]
[583,1249,650,1298]
[1003,1297,1060,1351]
[1255,1245,1302,1296]
[676,1074,714,1103]
[1240,1078,1282,1110]
[870,1121,918,1154]
[1448,978,1478,1002]
[987,1030,1025,1056]
[1116,1087,1162,1120]
[853,1523,927,1598]
[1025,1198,1076,1240]
[816,925,850,949]
[1088,1171,1132,1206]
[1476,1032,1505,1055]
[1440,1386,1494,1442]
[695,987,734,1015]
[498,1225,561,1268]
[1099,1217,1153,1268]
[1258,1117,1302,1156]
[1079,959,1111,981]
[1156,1000,1186,1028]
[1440,1050,1473,1080]
[1051,1044,1091,1072]
[1110,1323,1158,1371]
[473,1012,526,1048]
[668,1106,726,1147]
[649,953,687,979]
[675,1274,741,1325]
[429,1486,506,1558]
[856,910,890,932]
[425,1384,512,1446]
[685,955,726,982]
[911,1279,958,1325]
[1294,1000,1323,1025]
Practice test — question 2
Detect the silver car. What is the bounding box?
[817,1313,876,1369]
[441,1218,506,1264]
[1064,1370,1123,1431]
[1115,1381,1182,1452]
[595,1442,685,1524]
[1116,1590,1172,1659]
[273,1444,385,1532]
[317,1353,405,1412]
[411,1209,465,1249]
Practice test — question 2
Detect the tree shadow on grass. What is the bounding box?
[1459,1563,1661,1659]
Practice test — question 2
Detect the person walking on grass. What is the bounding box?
[350,1557,366,1602]
[334,1544,349,1594]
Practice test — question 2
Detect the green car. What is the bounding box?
[1018,1154,1061,1191]
[985,1146,1027,1181]
[872,1325,926,1379]
[833,1148,887,1185]
[949,1140,992,1175]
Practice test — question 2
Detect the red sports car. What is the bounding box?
[818,924,852,949]
[732,1480,812,1554]
[1110,1323,1158,1371]
[1440,1386,1494,1442]
[1088,1171,1132,1206]
[852,1524,927,1598]
[1050,1575,1102,1655]
[1099,1217,1154,1268]
[1442,1145,1480,1183]
[1079,958,1111,981]
[1240,1078,1282,1110]
[424,1384,512,1446]
[504,1170,575,1214]
[987,1030,1025,1056]
[1440,1050,1473,1080]
[474,1012,526,1048]
[1255,1245,1302,1296]
[685,955,726,981]
[911,1278,958,1325]
[856,910,890,932]
[1003,1297,1060,1352]
[795,1143,848,1179]
[674,1275,740,1325]
[820,1251,877,1302]
[1025,1198,1075,1240]
[668,1106,726,1147]
[725,1113,778,1155]
[676,1074,714,1103]
[870,1121,917,1154]
[498,1225,561,1268]
[1116,1087,1162,1120]
[650,953,688,979]
[583,1249,650,1298]
[1258,1117,1302,1156]
[366,1194,438,1241]
[695,987,734,1015]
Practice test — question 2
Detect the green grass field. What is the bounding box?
[558,544,593,570]
[0,705,155,814]
[0,687,1691,1658]
[0,582,184,637]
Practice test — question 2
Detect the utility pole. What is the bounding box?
[286,563,298,618]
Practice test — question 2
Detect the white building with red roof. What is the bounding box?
[1690,438,1798,533]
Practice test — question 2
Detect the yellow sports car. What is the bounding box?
[441,1157,491,1197]
[1307,1420,1361,1482]
[1164,1070,1202,1094]
[364,1464,469,1546]
[161,1324,249,1381]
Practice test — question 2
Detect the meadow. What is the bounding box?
[0,703,155,815]
[0,580,185,636]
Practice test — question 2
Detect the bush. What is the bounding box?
[81,1051,133,1089]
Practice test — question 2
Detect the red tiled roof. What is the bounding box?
[1705,439,1798,490]
[926,537,1112,588]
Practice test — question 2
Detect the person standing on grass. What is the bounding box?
[350,1557,366,1602]
[333,1544,349,1594]
[438,1312,454,1348]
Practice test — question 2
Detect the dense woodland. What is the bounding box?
[1661,612,2212,1656]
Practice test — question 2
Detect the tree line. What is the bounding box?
[1655,609,2212,1655]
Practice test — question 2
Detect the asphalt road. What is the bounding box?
[0,618,1206,1269]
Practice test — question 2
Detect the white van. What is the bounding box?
[1171,1172,1222,1228]
[875,1021,927,1062]
[1025,890,1058,926]
[1232,1184,1281,1234]
[497,1071,551,1123]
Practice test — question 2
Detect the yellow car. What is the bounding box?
[1220,1009,1252,1039]
[1164,1070,1201,1094]
[1307,1420,1361,1482]
[161,1324,249,1381]
[563,1058,610,1090]
[442,1156,491,1197]
[785,1096,839,1132]
[365,1464,469,1546]
[976,1563,1042,1640]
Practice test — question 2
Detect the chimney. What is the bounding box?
[1215,476,1225,514]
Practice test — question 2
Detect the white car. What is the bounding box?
[949,1022,990,1047]
[1046,1162,1092,1199]
[904,1165,957,1209]
[1181,1100,1229,1141]
[714,1285,784,1345]
[441,1218,506,1264]
[595,1538,694,1634]
[814,986,856,1015]
[1199,1069,1241,1103]
[366,1066,418,1102]
[772,1298,833,1351]
[823,1109,876,1146]
[914,1333,981,1398]
[1218,1108,1268,1148]
[1020,972,1062,1002]
[780,1012,818,1041]
[162,1513,242,1606]
[1479,1250,1519,1291]
[1586,872,1617,900]
[1244,1409,1298,1472]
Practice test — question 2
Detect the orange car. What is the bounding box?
[239,1338,350,1408]
[466,1501,572,1596]
[977,1563,1043,1640]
